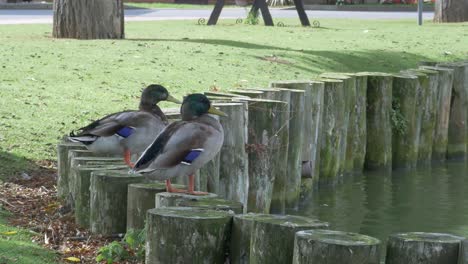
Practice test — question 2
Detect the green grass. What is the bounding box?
[0,208,58,264]
[0,19,467,179]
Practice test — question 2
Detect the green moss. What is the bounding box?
[296,230,381,246]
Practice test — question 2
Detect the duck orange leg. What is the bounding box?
[165,179,187,193]
[124,149,135,168]
[187,174,208,196]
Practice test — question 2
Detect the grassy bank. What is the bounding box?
[0,19,467,179]
[0,209,57,263]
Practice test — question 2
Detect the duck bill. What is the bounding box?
[208,106,228,117]
[166,95,182,104]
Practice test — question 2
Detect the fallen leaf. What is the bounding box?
[64,256,81,262]
[1,231,17,235]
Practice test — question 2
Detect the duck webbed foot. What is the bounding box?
[187,174,209,196]
[165,179,187,193]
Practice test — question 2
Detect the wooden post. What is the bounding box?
[420,66,454,161]
[273,88,305,210]
[146,207,233,264]
[269,81,325,188]
[317,78,345,185]
[348,73,368,172]
[267,90,291,213]
[72,164,127,228]
[320,73,356,176]
[406,68,440,164]
[437,62,468,160]
[56,142,87,200]
[230,213,270,264]
[203,91,249,99]
[293,230,381,264]
[459,238,468,264]
[155,192,242,213]
[235,98,289,213]
[386,232,464,264]
[364,73,393,171]
[155,192,218,208]
[66,149,103,205]
[229,89,264,98]
[246,87,281,100]
[250,215,329,264]
[127,182,170,231]
[391,74,420,169]
[214,102,249,210]
[199,153,219,193]
[90,170,143,235]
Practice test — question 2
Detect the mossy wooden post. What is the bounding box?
[250,215,329,264]
[235,98,289,213]
[274,88,304,210]
[230,213,271,264]
[259,89,291,214]
[349,73,368,172]
[391,74,420,169]
[72,164,127,228]
[66,149,103,205]
[90,170,143,235]
[437,62,468,160]
[155,192,242,213]
[386,232,464,264]
[459,238,468,264]
[407,68,439,164]
[146,207,233,264]
[127,182,167,231]
[56,142,87,200]
[320,73,355,176]
[270,81,325,184]
[155,192,217,207]
[229,89,264,98]
[70,156,124,167]
[203,91,249,99]
[364,73,393,171]
[418,69,440,163]
[246,87,281,100]
[420,66,454,161]
[214,102,249,210]
[317,78,345,185]
[293,230,381,264]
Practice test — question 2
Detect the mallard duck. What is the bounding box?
[133,93,226,195]
[69,84,181,167]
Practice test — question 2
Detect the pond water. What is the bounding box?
[294,160,468,257]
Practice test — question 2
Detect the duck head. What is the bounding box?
[181,93,227,121]
[140,84,181,107]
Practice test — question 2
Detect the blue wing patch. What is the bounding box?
[116,126,134,138]
[181,149,204,165]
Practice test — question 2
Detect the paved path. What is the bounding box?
[0,9,434,25]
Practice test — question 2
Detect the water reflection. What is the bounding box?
[294,161,468,254]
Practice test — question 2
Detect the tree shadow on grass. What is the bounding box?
[0,151,55,183]
[126,37,432,74]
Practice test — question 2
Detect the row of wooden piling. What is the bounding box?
[197,60,468,215]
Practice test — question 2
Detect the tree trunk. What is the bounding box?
[433,0,467,23]
[293,230,381,264]
[53,0,124,39]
